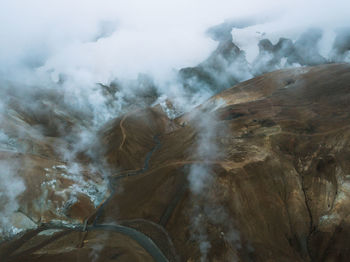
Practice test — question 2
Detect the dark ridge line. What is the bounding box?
[92,135,161,226]
[88,134,169,261]
[4,223,169,262]
[159,181,188,228]
[297,168,316,262]
[5,228,73,262]
[0,227,46,259]
[119,218,179,261]
[92,224,168,262]
[1,134,169,262]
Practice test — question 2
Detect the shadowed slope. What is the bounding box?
[2,64,350,261]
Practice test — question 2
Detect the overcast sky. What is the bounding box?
[0,0,349,86]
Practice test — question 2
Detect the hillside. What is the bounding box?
[1,63,350,261]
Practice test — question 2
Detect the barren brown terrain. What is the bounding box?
[1,63,350,261]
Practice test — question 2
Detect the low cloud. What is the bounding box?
[0,0,349,244]
[0,159,25,239]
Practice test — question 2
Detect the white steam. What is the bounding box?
[0,0,349,245]
[1,0,349,89]
[188,108,241,260]
[0,0,349,120]
[188,113,218,261]
[0,159,26,239]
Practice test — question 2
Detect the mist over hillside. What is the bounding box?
[1,1,350,261]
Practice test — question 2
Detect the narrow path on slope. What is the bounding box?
[112,159,248,179]
[2,134,167,262]
[118,112,131,151]
[89,134,166,261]
[92,135,161,225]
[4,223,168,262]
[159,182,188,228]
[91,224,168,262]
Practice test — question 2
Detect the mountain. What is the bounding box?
[1,63,350,261]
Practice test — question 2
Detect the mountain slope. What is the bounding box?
[1,63,350,261]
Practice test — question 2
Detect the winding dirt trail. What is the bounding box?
[1,117,169,262]
[111,159,254,180]
[3,223,168,262]
[88,133,166,261]
[118,113,129,151]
